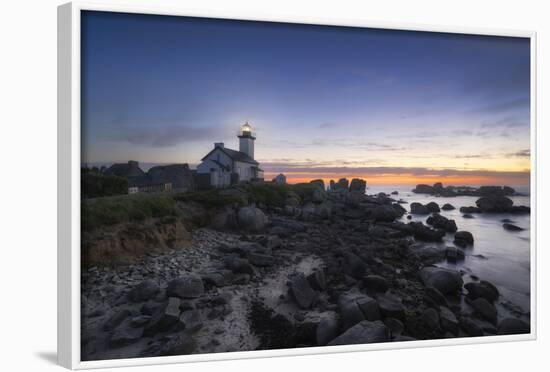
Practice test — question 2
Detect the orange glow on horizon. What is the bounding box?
[264,172,530,186]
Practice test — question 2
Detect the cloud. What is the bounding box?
[452,154,492,159]
[317,122,334,129]
[309,139,407,151]
[106,124,228,147]
[481,116,529,129]
[262,138,407,152]
[471,97,530,114]
[506,149,530,158]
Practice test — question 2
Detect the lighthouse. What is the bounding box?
[196,121,263,188]
[238,121,256,159]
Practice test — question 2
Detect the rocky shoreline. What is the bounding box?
[81,179,530,361]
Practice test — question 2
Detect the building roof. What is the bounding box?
[147,163,194,189]
[105,161,145,178]
[201,147,259,165]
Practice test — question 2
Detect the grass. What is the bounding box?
[173,189,247,208]
[81,182,321,232]
[82,193,176,232]
[245,182,320,207]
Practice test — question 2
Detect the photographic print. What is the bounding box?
[79,10,532,361]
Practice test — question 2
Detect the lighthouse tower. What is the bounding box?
[238,121,256,159]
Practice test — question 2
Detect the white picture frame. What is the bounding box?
[58,1,537,369]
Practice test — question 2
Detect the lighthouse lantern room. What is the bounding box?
[238,121,256,159]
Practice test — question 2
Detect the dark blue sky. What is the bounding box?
[81,10,531,184]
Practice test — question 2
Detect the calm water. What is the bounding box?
[368,185,531,320]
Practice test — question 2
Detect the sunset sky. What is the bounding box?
[81,11,531,186]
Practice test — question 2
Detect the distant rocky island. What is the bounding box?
[81,178,530,360]
[412,182,530,215]
[412,182,519,197]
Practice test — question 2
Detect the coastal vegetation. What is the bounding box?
[82,193,176,232]
[82,168,128,199]
[82,182,325,232]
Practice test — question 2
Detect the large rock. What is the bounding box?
[349,178,367,193]
[419,267,463,294]
[384,317,404,337]
[248,252,275,267]
[423,286,449,308]
[310,179,325,190]
[426,213,458,233]
[128,280,160,303]
[503,223,524,231]
[460,317,484,336]
[316,315,339,345]
[445,246,465,262]
[328,320,390,345]
[426,202,440,213]
[307,269,327,291]
[338,293,381,331]
[143,297,181,336]
[342,251,367,280]
[454,231,474,247]
[478,186,516,196]
[464,281,499,302]
[166,276,205,299]
[289,273,319,309]
[410,202,429,215]
[422,308,440,330]
[460,206,482,214]
[511,205,530,214]
[439,306,459,334]
[356,296,382,321]
[371,205,399,222]
[376,293,405,319]
[237,206,268,232]
[441,203,455,211]
[414,246,446,264]
[476,196,514,213]
[337,178,349,190]
[338,294,367,330]
[412,184,435,194]
[409,222,445,242]
[363,275,389,293]
[469,297,497,323]
[497,318,530,335]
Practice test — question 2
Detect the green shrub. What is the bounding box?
[288,183,320,201]
[81,172,128,198]
[244,183,318,207]
[245,183,290,207]
[173,189,246,208]
[82,193,176,232]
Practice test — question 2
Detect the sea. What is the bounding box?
[367,185,532,321]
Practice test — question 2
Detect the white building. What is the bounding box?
[273,173,286,184]
[196,122,264,188]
